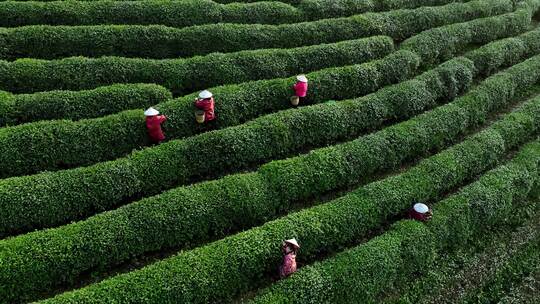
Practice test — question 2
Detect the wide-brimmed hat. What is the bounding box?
[144,107,159,116]
[199,90,213,99]
[296,75,308,83]
[413,203,429,214]
[284,238,300,249]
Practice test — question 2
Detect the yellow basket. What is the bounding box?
[290,96,300,106]
[195,110,205,124]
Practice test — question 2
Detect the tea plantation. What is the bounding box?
[0,0,539,303]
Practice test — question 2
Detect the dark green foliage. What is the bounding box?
[498,265,540,304]
[0,0,467,27]
[401,8,533,65]
[463,20,540,77]
[0,51,422,235]
[298,0,470,20]
[0,47,414,178]
[0,83,171,126]
[1,4,532,178]
[0,0,302,27]
[250,140,540,303]
[36,96,540,304]
[1,35,538,238]
[1,3,539,302]
[0,0,512,59]
[5,49,540,303]
[464,239,540,303]
[0,36,394,94]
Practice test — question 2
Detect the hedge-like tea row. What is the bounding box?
[38,91,540,303]
[0,49,417,178]
[0,35,394,95]
[401,6,533,64]
[0,0,512,59]
[0,1,303,27]
[0,6,532,178]
[297,0,470,20]
[249,141,540,303]
[1,26,538,236]
[5,46,540,301]
[465,25,540,76]
[0,0,466,27]
[0,84,172,126]
[0,57,474,301]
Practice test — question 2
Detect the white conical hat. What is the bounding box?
[144,107,159,116]
[296,75,308,83]
[284,238,300,248]
[413,203,429,214]
[199,90,213,99]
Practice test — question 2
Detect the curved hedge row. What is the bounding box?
[401,6,532,64]
[297,0,469,20]
[0,56,475,301]
[0,6,532,178]
[0,1,302,27]
[38,93,540,303]
[0,0,465,27]
[465,25,540,76]
[0,49,417,178]
[0,35,394,95]
[249,140,540,303]
[5,45,540,301]
[1,23,538,236]
[0,0,512,59]
[0,84,172,126]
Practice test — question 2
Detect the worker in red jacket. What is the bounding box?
[194,90,216,122]
[144,107,167,144]
[409,203,433,222]
[292,74,308,104]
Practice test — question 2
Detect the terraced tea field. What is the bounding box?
[0,0,539,303]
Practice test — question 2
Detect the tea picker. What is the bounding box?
[279,238,300,278]
[290,75,308,106]
[194,90,216,123]
[144,107,167,144]
[409,203,433,222]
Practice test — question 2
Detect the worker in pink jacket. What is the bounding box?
[292,74,308,105]
[144,107,167,144]
[409,203,433,222]
[194,90,216,122]
[279,238,300,278]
